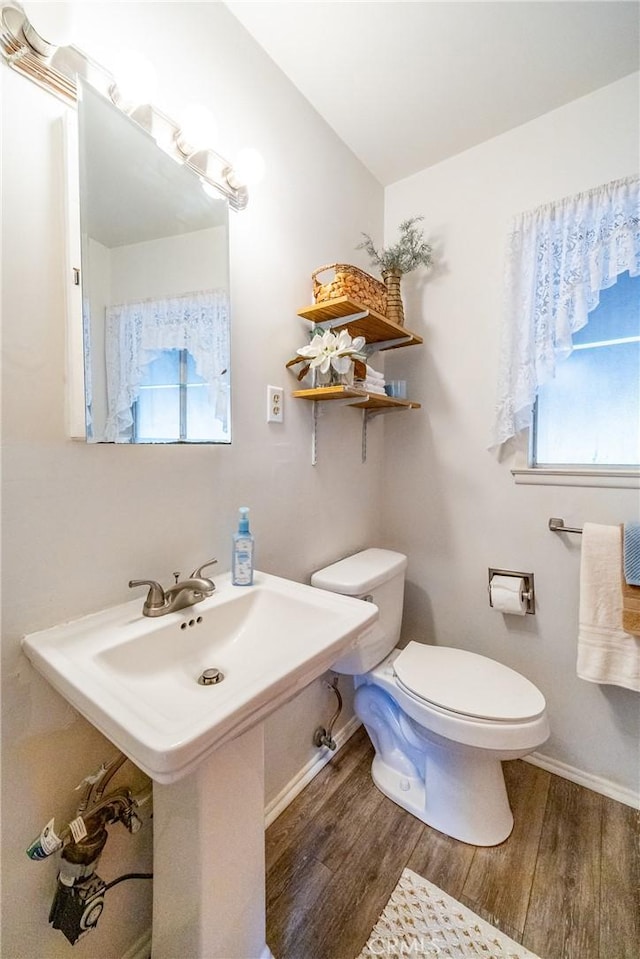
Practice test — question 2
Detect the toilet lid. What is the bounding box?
[393,642,546,721]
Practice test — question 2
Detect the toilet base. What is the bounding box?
[370,743,514,846]
[355,681,518,846]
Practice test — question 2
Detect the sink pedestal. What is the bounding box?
[152,724,273,959]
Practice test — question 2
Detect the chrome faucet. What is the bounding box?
[129,560,217,617]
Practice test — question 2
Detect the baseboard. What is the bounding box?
[121,928,152,959]
[264,716,362,827]
[524,752,639,809]
[264,723,639,822]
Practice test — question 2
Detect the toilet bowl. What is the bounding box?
[311,548,550,846]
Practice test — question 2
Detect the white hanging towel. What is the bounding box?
[577,523,640,691]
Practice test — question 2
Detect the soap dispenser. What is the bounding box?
[232,507,254,586]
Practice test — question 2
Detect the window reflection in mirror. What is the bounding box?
[77,80,231,443]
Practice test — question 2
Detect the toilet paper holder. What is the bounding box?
[488,568,535,615]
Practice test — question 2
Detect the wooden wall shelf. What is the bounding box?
[297,297,422,351]
[291,385,367,402]
[291,386,421,411]
[290,295,423,464]
[350,395,421,411]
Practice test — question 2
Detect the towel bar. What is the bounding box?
[549,517,583,534]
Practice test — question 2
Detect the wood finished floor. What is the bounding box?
[265,727,639,959]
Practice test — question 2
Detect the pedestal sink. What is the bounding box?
[23,570,378,958]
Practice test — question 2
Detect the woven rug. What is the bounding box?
[358,868,541,959]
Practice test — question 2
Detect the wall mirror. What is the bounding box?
[77,79,231,444]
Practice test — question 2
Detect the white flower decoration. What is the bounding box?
[297,329,366,375]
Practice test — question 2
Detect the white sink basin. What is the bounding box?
[22,570,378,782]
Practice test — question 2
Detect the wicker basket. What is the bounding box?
[311,263,387,316]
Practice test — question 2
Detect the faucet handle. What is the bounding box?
[190,559,218,579]
[128,579,166,611]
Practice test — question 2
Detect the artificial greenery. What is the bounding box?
[357,216,432,275]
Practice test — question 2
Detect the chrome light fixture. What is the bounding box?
[0,1,264,210]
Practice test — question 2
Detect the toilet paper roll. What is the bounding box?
[490,575,527,615]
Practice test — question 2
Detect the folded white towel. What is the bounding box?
[365,366,385,381]
[356,379,386,395]
[577,523,640,691]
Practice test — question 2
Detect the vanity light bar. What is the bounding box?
[0,1,249,210]
[0,3,78,104]
[120,100,249,211]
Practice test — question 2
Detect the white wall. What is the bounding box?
[382,73,640,799]
[110,227,229,301]
[1,4,383,956]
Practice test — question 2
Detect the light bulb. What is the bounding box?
[176,105,218,157]
[200,178,220,201]
[109,51,158,113]
[227,148,266,189]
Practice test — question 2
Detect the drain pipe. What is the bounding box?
[313,675,343,750]
[75,752,129,816]
[27,786,152,945]
[28,787,152,860]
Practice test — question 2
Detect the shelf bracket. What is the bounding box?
[361,410,368,463]
[311,396,367,466]
[362,335,413,354]
[312,311,369,333]
[361,409,385,463]
[360,406,416,463]
[312,397,318,466]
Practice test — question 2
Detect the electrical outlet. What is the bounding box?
[267,385,284,423]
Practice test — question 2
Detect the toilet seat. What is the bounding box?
[393,642,546,722]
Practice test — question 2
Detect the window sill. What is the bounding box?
[511,467,640,489]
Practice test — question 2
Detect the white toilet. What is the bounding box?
[311,548,549,846]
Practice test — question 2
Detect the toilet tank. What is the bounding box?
[310,548,408,674]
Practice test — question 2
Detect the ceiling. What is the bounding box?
[224,1,640,186]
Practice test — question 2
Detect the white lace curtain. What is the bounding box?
[104,289,230,442]
[491,175,640,448]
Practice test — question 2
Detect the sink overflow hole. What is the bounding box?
[180,616,204,631]
[198,668,224,686]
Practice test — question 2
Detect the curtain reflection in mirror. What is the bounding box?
[97,288,230,443]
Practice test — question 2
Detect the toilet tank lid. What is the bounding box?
[311,548,408,595]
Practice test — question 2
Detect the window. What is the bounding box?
[102,289,230,443]
[532,272,640,468]
[492,175,639,452]
[133,349,229,443]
